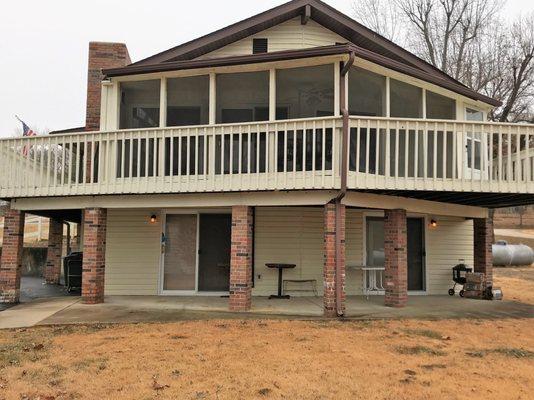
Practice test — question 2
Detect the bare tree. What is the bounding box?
[495,14,534,122]
[352,0,405,42]
[352,0,534,122]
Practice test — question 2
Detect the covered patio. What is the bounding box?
[1,294,532,329]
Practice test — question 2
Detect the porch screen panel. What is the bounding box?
[167,75,209,126]
[276,64,335,119]
[426,91,456,120]
[163,215,197,291]
[348,67,386,117]
[390,79,422,118]
[119,80,160,129]
[216,71,269,123]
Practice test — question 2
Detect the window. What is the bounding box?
[348,67,386,117]
[390,79,422,118]
[277,64,335,119]
[253,38,268,54]
[216,71,269,124]
[467,135,482,170]
[167,75,209,126]
[119,80,160,129]
[466,108,484,121]
[426,91,456,120]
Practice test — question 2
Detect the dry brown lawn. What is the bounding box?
[0,268,533,400]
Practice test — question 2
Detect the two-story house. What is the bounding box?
[1,0,532,317]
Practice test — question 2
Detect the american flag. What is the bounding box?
[16,116,36,156]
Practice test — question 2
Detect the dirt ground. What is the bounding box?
[0,268,533,400]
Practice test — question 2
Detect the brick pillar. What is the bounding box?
[323,202,346,317]
[0,208,25,304]
[474,217,493,287]
[384,209,408,308]
[229,206,253,312]
[44,218,63,285]
[82,208,107,304]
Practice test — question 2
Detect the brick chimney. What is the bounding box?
[85,42,131,131]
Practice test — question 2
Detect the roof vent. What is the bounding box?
[253,38,268,54]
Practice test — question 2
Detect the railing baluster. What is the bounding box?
[415,122,419,179]
[442,123,447,182]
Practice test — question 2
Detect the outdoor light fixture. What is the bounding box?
[150,214,157,224]
[430,219,438,228]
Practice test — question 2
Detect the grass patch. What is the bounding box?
[0,336,50,368]
[466,347,534,359]
[396,345,446,357]
[403,329,443,340]
[72,357,109,372]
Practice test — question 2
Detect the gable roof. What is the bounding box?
[105,0,500,107]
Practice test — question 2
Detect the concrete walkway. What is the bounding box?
[0,297,80,329]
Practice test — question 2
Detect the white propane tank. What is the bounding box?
[493,241,534,266]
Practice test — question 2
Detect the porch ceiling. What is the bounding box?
[26,209,82,224]
[358,190,534,209]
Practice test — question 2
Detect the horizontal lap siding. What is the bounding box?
[197,18,345,60]
[253,207,364,296]
[346,210,364,295]
[426,217,473,294]
[102,208,473,297]
[105,209,161,295]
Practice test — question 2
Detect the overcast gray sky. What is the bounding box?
[0,0,532,137]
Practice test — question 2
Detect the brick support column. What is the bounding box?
[0,208,25,304]
[44,218,63,285]
[229,206,253,312]
[82,208,107,304]
[474,217,493,287]
[384,209,408,308]
[323,202,346,317]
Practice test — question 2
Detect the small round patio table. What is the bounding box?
[266,263,296,299]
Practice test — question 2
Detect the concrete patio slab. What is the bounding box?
[35,295,534,327]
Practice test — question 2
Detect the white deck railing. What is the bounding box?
[0,117,342,197]
[0,116,532,198]
[347,117,533,193]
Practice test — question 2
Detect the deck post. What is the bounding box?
[44,218,63,285]
[0,206,25,304]
[384,209,408,307]
[474,217,493,287]
[82,208,107,304]
[229,205,253,311]
[323,202,346,317]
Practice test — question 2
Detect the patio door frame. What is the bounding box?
[362,211,428,295]
[158,209,231,296]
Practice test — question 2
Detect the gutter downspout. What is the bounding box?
[332,52,355,317]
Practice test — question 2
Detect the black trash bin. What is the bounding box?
[63,252,83,292]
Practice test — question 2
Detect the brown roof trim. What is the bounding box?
[49,126,86,135]
[352,46,501,107]
[104,44,501,107]
[105,44,351,76]
[129,0,464,88]
[130,0,309,67]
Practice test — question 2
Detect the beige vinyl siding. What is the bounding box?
[105,209,161,295]
[426,217,474,294]
[253,207,364,296]
[346,210,364,294]
[102,207,473,297]
[197,18,346,60]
